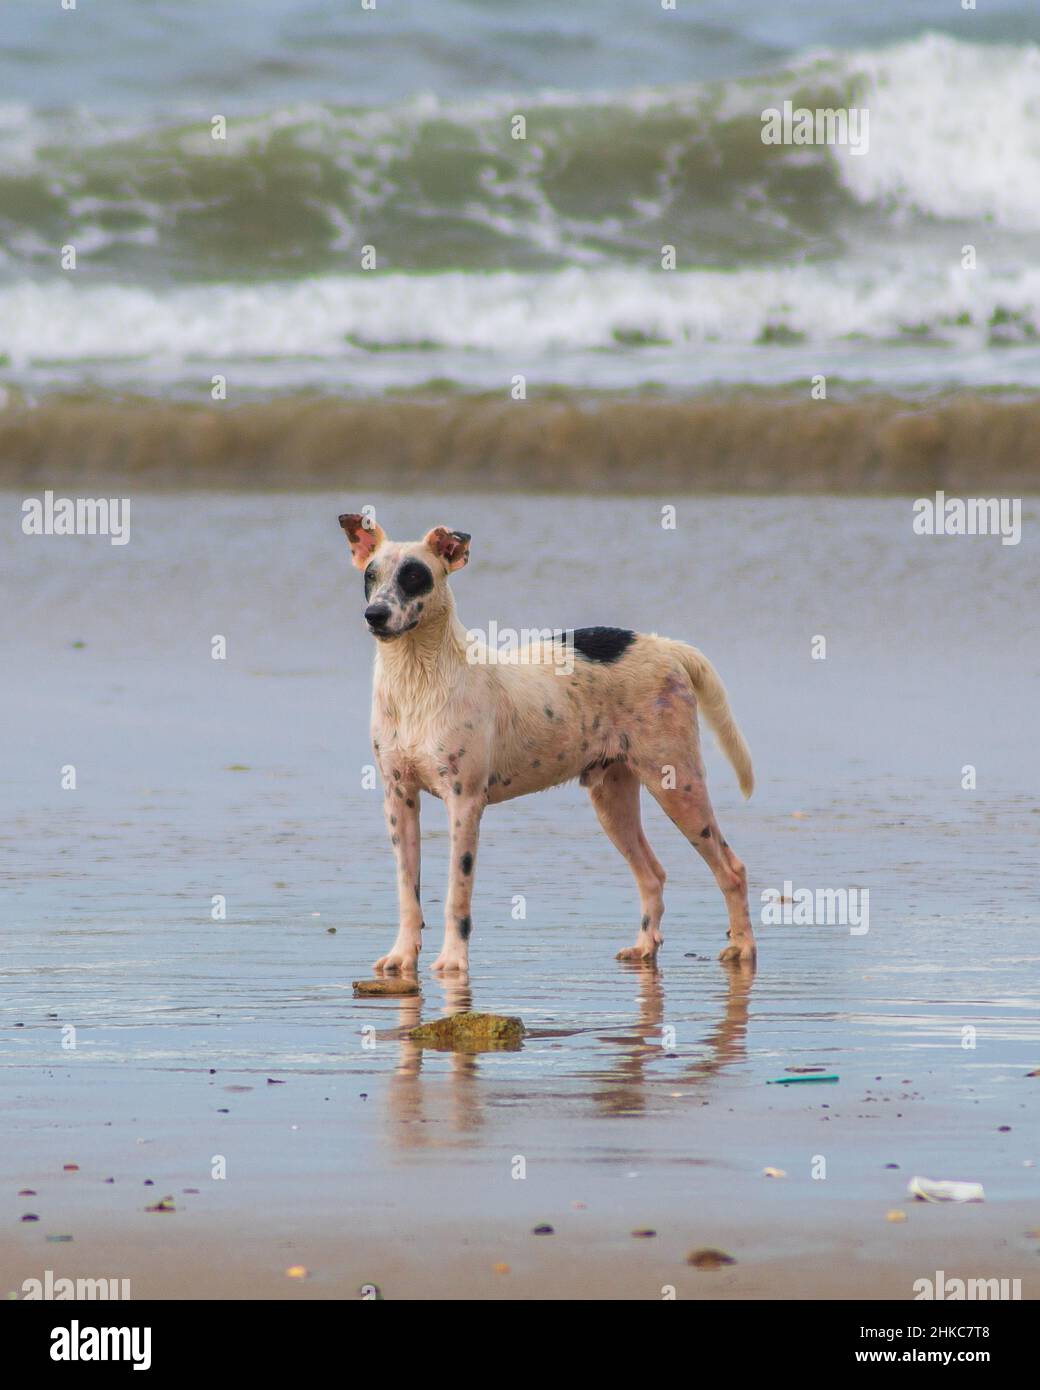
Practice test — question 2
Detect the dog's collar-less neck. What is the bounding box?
[373,596,469,708]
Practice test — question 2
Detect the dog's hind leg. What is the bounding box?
[374,780,423,975]
[587,764,667,962]
[643,769,755,965]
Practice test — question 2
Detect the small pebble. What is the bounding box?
[353,978,419,997]
[687,1248,735,1270]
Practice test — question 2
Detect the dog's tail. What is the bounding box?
[674,643,754,799]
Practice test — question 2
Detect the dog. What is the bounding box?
[339,513,755,976]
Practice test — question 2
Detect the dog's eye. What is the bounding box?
[397,559,433,597]
[364,563,378,600]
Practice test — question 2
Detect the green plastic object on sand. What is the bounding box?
[766,1074,839,1085]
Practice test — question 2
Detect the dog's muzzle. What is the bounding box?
[365,603,391,633]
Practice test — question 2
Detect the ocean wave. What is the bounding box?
[0,36,1038,280]
[1,262,1036,371]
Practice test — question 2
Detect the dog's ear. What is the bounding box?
[339,512,386,570]
[423,526,470,572]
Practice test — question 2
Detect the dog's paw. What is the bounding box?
[718,939,756,965]
[615,943,660,963]
[430,950,469,974]
[373,949,419,975]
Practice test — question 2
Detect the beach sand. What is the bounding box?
[2,492,1038,1300]
[3,390,1040,495]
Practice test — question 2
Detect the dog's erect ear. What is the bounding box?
[423,526,470,572]
[338,513,386,570]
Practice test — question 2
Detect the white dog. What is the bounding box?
[340,514,755,976]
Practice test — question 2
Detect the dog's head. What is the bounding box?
[338,514,470,641]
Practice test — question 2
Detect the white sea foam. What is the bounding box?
[2,261,1036,368]
[833,34,1040,231]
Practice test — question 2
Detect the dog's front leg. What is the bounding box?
[430,792,483,974]
[373,780,423,974]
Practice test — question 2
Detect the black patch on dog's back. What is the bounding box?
[572,627,635,664]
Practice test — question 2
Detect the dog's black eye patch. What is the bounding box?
[572,627,636,663]
[364,562,379,600]
[397,559,434,598]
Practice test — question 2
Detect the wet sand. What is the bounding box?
[3,389,1040,494]
[2,493,1038,1300]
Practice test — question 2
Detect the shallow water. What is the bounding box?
[2,493,1038,1291]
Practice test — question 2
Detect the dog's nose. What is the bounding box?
[365,603,391,630]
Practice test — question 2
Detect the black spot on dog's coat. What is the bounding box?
[458,915,472,940]
[397,558,434,598]
[460,852,473,875]
[572,627,636,663]
[700,825,712,839]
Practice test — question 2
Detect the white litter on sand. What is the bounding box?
[907,1176,985,1204]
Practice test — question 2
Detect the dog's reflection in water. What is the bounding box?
[371,961,754,1146]
[378,976,482,1147]
[593,959,754,1117]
